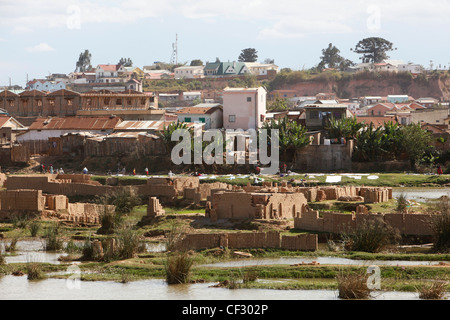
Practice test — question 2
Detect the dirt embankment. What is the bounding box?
[278,76,449,100]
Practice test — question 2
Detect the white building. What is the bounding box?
[398,63,424,74]
[95,64,126,83]
[176,103,223,129]
[174,66,204,79]
[244,62,279,76]
[26,80,66,92]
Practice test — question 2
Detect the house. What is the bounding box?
[356,115,398,128]
[410,108,450,126]
[182,92,202,102]
[69,71,96,84]
[204,61,250,77]
[415,97,439,108]
[398,63,424,74]
[123,66,145,80]
[0,116,26,143]
[222,87,266,130]
[174,66,205,79]
[26,80,66,92]
[244,62,279,76]
[304,103,352,131]
[361,96,383,106]
[387,95,410,103]
[367,103,396,116]
[373,62,398,72]
[95,64,126,83]
[176,104,223,129]
[16,116,122,142]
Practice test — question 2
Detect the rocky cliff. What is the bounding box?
[273,74,450,100]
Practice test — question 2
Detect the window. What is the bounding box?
[247,97,252,102]
[199,118,205,123]
[184,117,191,122]
[229,115,236,123]
[309,111,319,119]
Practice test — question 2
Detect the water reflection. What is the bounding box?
[201,257,442,268]
[0,276,424,300]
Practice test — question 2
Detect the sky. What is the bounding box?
[0,0,449,87]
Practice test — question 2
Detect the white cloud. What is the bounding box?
[26,43,55,53]
[0,0,448,36]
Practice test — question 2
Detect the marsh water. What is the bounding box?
[1,240,447,300]
[392,187,450,201]
[1,187,449,300]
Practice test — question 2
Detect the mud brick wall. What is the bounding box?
[65,203,112,224]
[175,231,317,251]
[198,182,231,200]
[295,211,434,236]
[45,194,68,211]
[56,174,101,185]
[322,211,355,233]
[0,189,45,211]
[363,187,391,203]
[209,191,308,221]
[0,173,6,187]
[175,233,225,251]
[281,234,318,251]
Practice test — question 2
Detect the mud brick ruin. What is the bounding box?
[174,231,318,251]
[294,209,435,236]
[206,191,308,222]
[0,189,113,224]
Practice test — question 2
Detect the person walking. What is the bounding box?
[145,167,149,175]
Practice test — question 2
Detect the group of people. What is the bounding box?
[40,164,64,174]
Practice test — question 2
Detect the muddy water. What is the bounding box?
[0,276,423,300]
[3,241,166,265]
[201,257,442,268]
[392,188,450,201]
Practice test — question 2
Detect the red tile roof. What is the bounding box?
[98,64,121,71]
[29,117,122,130]
[356,116,397,128]
[176,106,222,115]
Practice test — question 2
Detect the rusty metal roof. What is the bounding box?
[29,116,122,130]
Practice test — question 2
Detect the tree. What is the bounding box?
[190,59,203,66]
[261,118,310,163]
[118,57,133,67]
[238,48,258,62]
[75,50,92,72]
[318,43,344,70]
[352,37,395,63]
[326,116,364,140]
[318,44,355,71]
[400,123,433,169]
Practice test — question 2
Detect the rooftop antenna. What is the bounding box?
[170,33,178,66]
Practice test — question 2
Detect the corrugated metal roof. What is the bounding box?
[114,120,166,131]
[29,117,122,130]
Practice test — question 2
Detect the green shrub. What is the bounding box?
[165,253,193,284]
[342,219,400,253]
[43,223,63,251]
[28,220,41,237]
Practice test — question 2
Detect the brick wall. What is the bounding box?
[175,231,317,251]
[294,210,434,236]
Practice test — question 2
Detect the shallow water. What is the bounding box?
[3,240,166,265]
[201,256,442,268]
[0,276,425,300]
[392,188,450,201]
